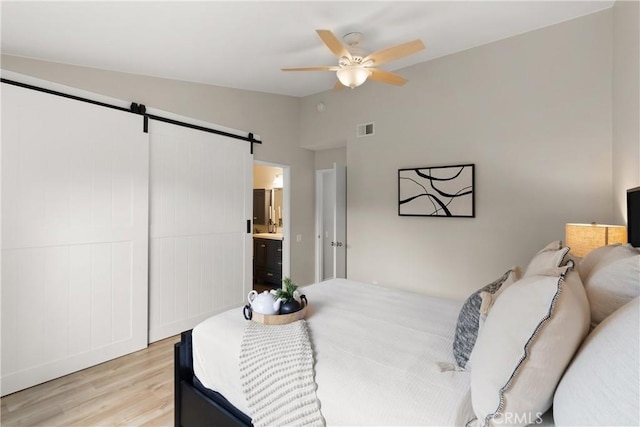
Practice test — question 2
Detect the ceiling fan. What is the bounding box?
[282,29,425,89]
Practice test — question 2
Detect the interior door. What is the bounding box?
[334,164,347,278]
[316,163,347,281]
[1,82,149,395]
[147,116,252,342]
[321,171,335,280]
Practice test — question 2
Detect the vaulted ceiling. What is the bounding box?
[1,1,614,97]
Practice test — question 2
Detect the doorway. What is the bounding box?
[253,162,290,292]
[315,163,347,282]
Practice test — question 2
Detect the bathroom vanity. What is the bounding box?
[253,233,283,287]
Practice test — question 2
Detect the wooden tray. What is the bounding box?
[243,296,308,325]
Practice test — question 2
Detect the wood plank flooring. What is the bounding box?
[1,335,181,426]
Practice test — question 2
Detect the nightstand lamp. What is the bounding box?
[565,223,627,258]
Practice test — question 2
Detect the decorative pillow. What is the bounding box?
[468,263,590,427]
[478,267,523,330]
[523,240,570,277]
[581,244,640,327]
[452,267,519,369]
[553,297,639,426]
[577,243,623,281]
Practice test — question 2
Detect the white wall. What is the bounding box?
[0,56,317,285]
[612,0,640,224]
[314,147,347,170]
[300,10,615,299]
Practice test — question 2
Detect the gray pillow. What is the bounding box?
[453,268,517,369]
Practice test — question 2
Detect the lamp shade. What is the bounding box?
[565,223,627,258]
[337,65,370,88]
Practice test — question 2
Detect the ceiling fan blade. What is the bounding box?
[316,29,353,60]
[333,80,345,90]
[363,39,425,66]
[281,66,339,72]
[368,68,407,86]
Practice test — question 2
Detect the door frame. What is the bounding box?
[315,169,330,283]
[253,161,291,282]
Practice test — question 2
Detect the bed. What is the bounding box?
[176,279,477,426]
[175,187,640,427]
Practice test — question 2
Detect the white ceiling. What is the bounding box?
[1,1,614,98]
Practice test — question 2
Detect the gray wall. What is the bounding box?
[613,0,640,224]
[1,56,317,285]
[300,10,617,298]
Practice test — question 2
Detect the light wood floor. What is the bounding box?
[1,335,181,426]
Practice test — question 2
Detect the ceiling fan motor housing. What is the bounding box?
[342,32,366,59]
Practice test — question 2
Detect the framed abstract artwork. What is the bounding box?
[398,164,475,217]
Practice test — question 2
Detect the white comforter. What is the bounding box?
[192,278,473,426]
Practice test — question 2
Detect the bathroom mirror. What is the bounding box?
[272,188,283,226]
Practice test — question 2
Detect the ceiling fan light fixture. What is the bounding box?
[337,65,370,89]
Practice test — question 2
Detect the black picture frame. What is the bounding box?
[398,164,475,217]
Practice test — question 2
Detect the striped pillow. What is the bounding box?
[453,267,519,369]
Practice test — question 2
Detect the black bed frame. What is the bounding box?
[174,330,252,427]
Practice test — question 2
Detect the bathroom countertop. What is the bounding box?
[253,233,283,241]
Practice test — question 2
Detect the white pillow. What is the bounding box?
[479,267,522,319]
[524,240,570,277]
[469,264,590,427]
[553,297,639,426]
[581,244,640,327]
[577,243,623,281]
[477,268,521,332]
[453,267,520,369]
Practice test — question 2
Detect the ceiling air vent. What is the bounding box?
[356,122,375,138]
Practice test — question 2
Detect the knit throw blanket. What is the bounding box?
[239,319,324,427]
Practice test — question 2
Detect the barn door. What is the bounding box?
[1,82,149,395]
[147,117,252,342]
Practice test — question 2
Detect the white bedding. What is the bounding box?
[193,278,473,426]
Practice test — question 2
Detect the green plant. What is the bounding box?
[274,277,298,302]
